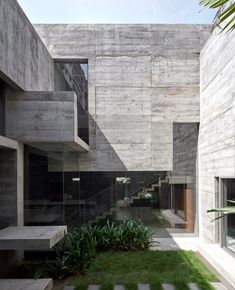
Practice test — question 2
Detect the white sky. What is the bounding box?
[17,0,216,24]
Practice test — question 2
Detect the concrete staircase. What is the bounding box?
[88,178,167,225]
[63,282,228,290]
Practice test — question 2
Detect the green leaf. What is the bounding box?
[199,0,235,31]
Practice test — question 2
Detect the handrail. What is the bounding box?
[85,183,117,202]
[85,172,166,203]
[83,172,168,223]
[125,172,167,199]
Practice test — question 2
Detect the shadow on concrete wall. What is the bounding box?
[79,115,127,171]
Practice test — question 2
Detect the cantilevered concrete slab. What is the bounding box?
[0,279,53,290]
[5,91,89,152]
[0,226,67,250]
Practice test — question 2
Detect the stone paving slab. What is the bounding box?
[63,282,228,290]
[210,282,228,290]
[88,285,100,290]
[138,284,151,290]
[0,279,53,290]
[188,283,201,290]
[161,283,175,290]
[114,285,125,290]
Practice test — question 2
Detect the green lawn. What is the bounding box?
[69,250,219,290]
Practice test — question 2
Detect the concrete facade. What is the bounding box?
[0,0,235,284]
[35,24,211,171]
[199,27,235,243]
[0,0,54,91]
[0,0,68,278]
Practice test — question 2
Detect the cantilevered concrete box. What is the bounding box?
[5,91,89,152]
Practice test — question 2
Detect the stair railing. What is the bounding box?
[82,172,168,224]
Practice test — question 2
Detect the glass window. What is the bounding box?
[221,178,235,254]
[24,145,81,228]
[0,80,6,136]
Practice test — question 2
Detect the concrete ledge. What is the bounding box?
[198,243,235,289]
[161,210,186,228]
[0,279,53,290]
[0,226,67,250]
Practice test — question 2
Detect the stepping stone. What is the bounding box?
[63,287,75,290]
[114,285,125,290]
[0,279,53,290]
[188,283,201,290]
[138,284,150,290]
[161,284,175,290]
[88,286,100,290]
[210,282,228,290]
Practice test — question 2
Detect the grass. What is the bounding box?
[69,250,219,290]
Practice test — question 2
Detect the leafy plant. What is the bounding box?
[199,0,235,31]
[25,220,154,279]
[207,200,235,221]
[92,220,154,251]
[55,226,97,277]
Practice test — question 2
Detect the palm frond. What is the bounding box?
[199,0,235,31]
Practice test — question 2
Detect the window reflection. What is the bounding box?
[222,179,235,254]
[54,61,89,144]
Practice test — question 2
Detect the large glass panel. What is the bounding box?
[63,152,81,228]
[0,148,17,229]
[24,146,81,228]
[24,122,198,235]
[222,179,235,254]
[0,80,6,136]
[79,123,198,235]
[24,146,64,225]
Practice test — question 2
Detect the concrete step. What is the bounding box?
[188,282,228,290]
[88,285,100,290]
[0,226,67,250]
[210,282,228,290]
[161,210,186,228]
[114,285,125,290]
[198,243,235,289]
[0,279,53,290]
[138,284,150,290]
[161,284,175,290]
[63,286,75,290]
[132,196,141,200]
[188,283,201,290]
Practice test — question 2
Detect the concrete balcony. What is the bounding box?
[5,91,89,152]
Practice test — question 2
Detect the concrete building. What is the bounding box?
[0,0,234,288]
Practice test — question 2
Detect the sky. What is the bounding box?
[17,0,216,24]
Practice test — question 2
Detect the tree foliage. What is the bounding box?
[200,0,235,31]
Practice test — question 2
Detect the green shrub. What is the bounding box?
[92,220,153,251]
[30,220,153,278]
[55,226,97,277]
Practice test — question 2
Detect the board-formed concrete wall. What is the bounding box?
[35,24,211,171]
[199,28,235,243]
[0,0,54,91]
[5,90,77,142]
